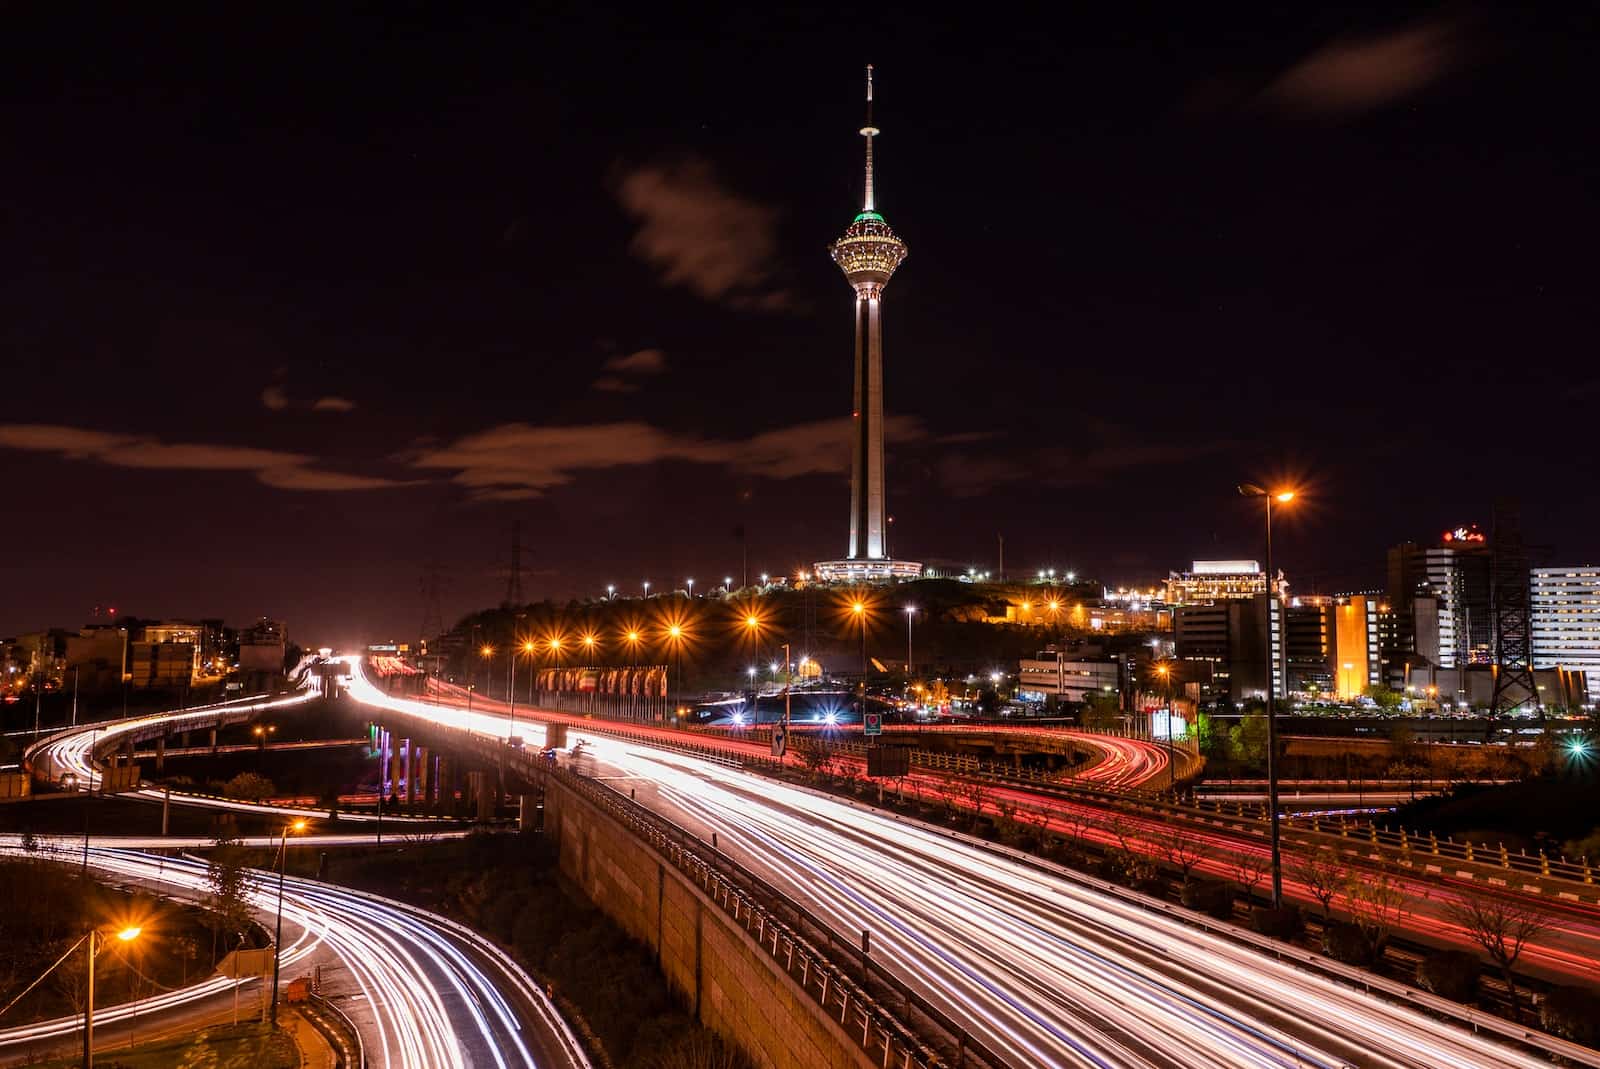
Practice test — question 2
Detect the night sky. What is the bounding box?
[4,6,1596,646]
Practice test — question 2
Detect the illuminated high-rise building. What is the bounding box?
[815,67,922,583]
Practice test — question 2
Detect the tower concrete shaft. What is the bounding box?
[850,287,887,558]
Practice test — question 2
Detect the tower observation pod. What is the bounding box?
[814,66,922,583]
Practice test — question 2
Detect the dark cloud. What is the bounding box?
[615,158,790,309]
[263,377,357,413]
[407,415,926,500]
[593,348,667,392]
[0,423,408,491]
[1265,17,1466,116]
[603,348,667,375]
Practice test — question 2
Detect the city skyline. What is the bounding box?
[2,7,1596,644]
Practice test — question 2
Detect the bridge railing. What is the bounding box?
[545,762,1006,1069]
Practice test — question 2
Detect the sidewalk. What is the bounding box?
[283,1009,337,1069]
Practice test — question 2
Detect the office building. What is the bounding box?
[1164,560,1286,606]
[1532,568,1600,678]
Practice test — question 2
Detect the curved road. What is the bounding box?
[0,838,587,1069]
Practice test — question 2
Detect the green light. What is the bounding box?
[853,209,884,223]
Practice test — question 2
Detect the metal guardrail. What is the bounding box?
[305,992,366,1069]
[545,763,1001,1069]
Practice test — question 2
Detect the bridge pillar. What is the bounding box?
[209,727,218,752]
[156,736,166,773]
[418,749,431,805]
[404,740,416,808]
[389,740,403,805]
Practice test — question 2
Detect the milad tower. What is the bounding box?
[814,66,922,583]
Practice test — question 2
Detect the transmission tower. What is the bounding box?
[504,519,525,606]
[419,562,445,650]
[1490,500,1537,716]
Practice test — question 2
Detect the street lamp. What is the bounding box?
[623,629,642,721]
[606,584,615,600]
[542,637,561,708]
[665,623,686,724]
[1155,663,1175,794]
[904,606,917,682]
[1238,482,1296,908]
[852,601,868,721]
[642,580,651,598]
[686,577,695,599]
[270,819,308,1025]
[83,923,143,1068]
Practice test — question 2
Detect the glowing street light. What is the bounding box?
[606,584,615,599]
[686,577,695,598]
[643,580,651,598]
[271,818,309,1024]
[904,605,917,680]
[84,922,144,1066]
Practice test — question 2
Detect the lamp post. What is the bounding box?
[852,601,868,721]
[782,643,793,758]
[1155,663,1175,794]
[506,643,517,737]
[642,580,651,599]
[580,634,597,710]
[744,613,763,721]
[270,819,307,1026]
[624,630,642,722]
[904,606,917,683]
[686,577,695,599]
[665,623,685,726]
[1238,482,1295,908]
[85,925,142,1068]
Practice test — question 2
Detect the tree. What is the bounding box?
[1153,826,1213,883]
[1442,892,1550,1018]
[203,833,256,964]
[1230,713,1270,767]
[1289,844,1348,918]
[1195,712,1229,761]
[223,771,275,802]
[1343,863,1410,954]
[1228,848,1271,902]
[1081,691,1121,731]
[1364,685,1403,712]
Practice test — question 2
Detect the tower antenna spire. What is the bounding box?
[860,64,878,212]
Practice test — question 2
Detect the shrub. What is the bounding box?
[1416,950,1479,1003]
[1539,984,1600,1045]
[1322,921,1379,966]
[1180,879,1235,921]
[1250,905,1303,941]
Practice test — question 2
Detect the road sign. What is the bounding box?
[771,729,787,757]
[863,712,882,736]
[217,947,273,979]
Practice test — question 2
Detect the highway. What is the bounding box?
[27,696,441,828]
[0,838,588,1069]
[347,662,1595,1069]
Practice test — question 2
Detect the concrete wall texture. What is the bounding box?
[545,778,876,1069]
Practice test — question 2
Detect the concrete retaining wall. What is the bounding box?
[544,778,875,1069]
